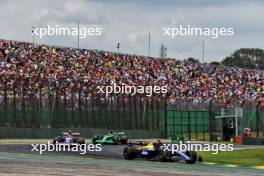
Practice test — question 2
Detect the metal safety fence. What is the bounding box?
[166,99,264,141]
[0,84,166,134]
[0,82,263,140]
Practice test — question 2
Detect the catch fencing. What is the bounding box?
[0,88,166,134]
[0,83,263,140]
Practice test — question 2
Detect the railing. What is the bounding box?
[0,85,166,133]
[0,82,263,140]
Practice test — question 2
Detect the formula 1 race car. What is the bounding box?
[53,131,85,145]
[123,141,201,164]
[92,131,128,144]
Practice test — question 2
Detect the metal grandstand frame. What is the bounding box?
[215,107,243,136]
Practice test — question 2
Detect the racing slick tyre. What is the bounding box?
[77,137,85,145]
[92,135,102,144]
[120,135,128,144]
[113,135,120,145]
[53,137,60,144]
[151,150,168,162]
[185,151,197,164]
[53,139,57,144]
[198,155,203,162]
[123,146,137,160]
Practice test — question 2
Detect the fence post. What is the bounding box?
[156,97,159,130]
[180,111,183,137]
[262,102,264,138]
[122,95,126,129]
[22,86,26,127]
[151,97,154,130]
[128,95,132,129]
[48,82,52,128]
[97,93,101,128]
[256,101,261,138]
[188,111,191,140]
[39,87,42,128]
[70,93,73,128]
[208,100,213,142]
[32,94,36,128]
[104,94,108,129]
[144,98,150,130]
[91,92,95,128]
[163,97,167,139]
[13,83,16,127]
[3,80,7,127]
[84,94,88,128]
[134,96,138,129]
[173,109,176,137]
[110,95,114,129]
[139,96,143,129]
[195,112,198,140]
[63,91,67,128]
[202,112,205,141]
[116,95,120,129]
[78,89,82,128]
[55,86,59,128]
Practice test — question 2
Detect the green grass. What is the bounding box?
[199,148,264,166]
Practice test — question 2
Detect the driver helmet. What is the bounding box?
[153,140,161,146]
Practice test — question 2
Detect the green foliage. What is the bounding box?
[199,148,264,166]
[184,57,200,64]
[210,61,221,66]
[222,48,264,69]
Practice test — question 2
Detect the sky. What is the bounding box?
[0,0,263,62]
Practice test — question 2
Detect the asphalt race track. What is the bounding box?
[0,144,264,176]
[0,143,126,159]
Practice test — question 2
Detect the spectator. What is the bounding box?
[0,39,263,105]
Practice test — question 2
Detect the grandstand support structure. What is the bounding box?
[215,107,243,136]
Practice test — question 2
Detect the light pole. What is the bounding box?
[77,22,80,49]
[32,26,35,47]
[117,42,120,53]
[202,41,205,64]
[148,30,151,57]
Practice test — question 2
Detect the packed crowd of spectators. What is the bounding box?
[0,39,263,105]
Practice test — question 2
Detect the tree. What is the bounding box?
[210,61,221,66]
[184,57,200,64]
[221,48,264,69]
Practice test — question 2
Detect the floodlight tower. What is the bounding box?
[77,21,80,49]
[160,44,167,59]
[32,26,35,47]
[117,42,120,53]
[202,41,205,64]
[148,30,151,57]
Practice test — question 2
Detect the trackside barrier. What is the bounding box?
[0,83,263,141]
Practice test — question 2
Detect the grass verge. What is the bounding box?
[199,148,264,166]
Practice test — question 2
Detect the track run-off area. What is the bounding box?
[0,141,264,176]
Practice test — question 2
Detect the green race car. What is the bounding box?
[92,131,128,144]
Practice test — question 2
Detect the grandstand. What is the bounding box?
[0,39,263,140]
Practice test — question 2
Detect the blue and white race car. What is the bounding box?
[123,140,202,164]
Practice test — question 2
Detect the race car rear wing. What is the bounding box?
[127,140,148,146]
[62,132,80,136]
